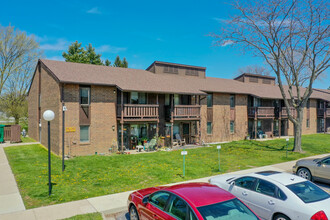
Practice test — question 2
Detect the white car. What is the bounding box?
[209,171,330,220]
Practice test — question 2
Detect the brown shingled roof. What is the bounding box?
[36,59,330,101]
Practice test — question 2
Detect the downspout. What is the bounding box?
[61,84,65,171]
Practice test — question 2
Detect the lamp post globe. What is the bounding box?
[43,110,54,196]
[43,110,55,121]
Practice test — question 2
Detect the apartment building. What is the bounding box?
[28,59,330,156]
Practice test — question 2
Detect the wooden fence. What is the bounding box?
[3,125,21,143]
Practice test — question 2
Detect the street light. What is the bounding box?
[286,138,289,158]
[43,110,55,196]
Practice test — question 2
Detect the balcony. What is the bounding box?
[117,104,159,121]
[248,107,275,118]
[281,107,297,118]
[318,108,330,117]
[173,105,201,120]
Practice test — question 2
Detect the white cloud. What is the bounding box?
[86,7,101,14]
[96,45,127,53]
[213,17,228,23]
[221,40,234,47]
[40,39,68,51]
[46,56,65,61]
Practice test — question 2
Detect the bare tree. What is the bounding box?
[0,25,42,123]
[213,0,329,152]
[237,64,271,76]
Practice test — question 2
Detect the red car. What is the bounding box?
[127,182,260,220]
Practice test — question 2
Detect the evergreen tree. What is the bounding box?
[104,59,111,66]
[62,41,128,68]
[122,57,128,68]
[85,44,103,65]
[113,55,122,67]
[62,41,87,63]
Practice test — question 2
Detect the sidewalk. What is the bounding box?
[0,149,329,220]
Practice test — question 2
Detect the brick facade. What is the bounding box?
[28,61,329,157]
[201,93,248,143]
[62,85,118,156]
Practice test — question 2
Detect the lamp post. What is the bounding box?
[286,138,289,158]
[181,148,187,177]
[217,145,221,172]
[43,110,55,196]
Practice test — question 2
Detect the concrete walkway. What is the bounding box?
[0,142,36,215]
[0,145,329,220]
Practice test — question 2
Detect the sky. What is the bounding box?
[1,0,328,89]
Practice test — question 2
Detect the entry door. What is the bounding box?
[182,123,190,144]
[281,120,287,136]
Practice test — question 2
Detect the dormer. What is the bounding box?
[234,73,276,85]
[146,61,206,78]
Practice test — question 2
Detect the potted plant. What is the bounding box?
[141,137,148,144]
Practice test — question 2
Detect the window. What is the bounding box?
[164,65,178,74]
[189,209,198,220]
[130,92,138,104]
[138,93,147,104]
[168,196,187,220]
[207,122,212,134]
[321,158,330,165]
[186,69,198,76]
[262,78,271,84]
[197,198,258,220]
[230,121,235,133]
[307,100,310,109]
[277,188,287,201]
[80,87,90,105]
[234,176,257,190]
[165,94,170,106]
[80,126,90,142]
[249,76,258,83]
[207,94,213,107]
[174,94,180,105]
[287,181,330,203]
[230,95,235,108]
[306,119,310,128]
[255,179,276,197]
[149,191,170,210]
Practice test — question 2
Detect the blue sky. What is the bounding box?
[1,0,328,89]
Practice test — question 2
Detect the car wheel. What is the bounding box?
[274,213,290,220]
[129,205,139,220]
[297,168,312,181]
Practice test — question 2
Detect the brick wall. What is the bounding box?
[39,66,61,155]
[28,68,39,142]
[201,93,248,143]
[63,85,117,156]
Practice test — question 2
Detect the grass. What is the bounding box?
[21,136,37,143]
[61,212,102,220]
[5,134,330,209]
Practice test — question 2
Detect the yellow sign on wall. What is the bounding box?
[66,127,76,132]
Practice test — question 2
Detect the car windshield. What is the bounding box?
[287,181,330,203]
[197,198,259,220]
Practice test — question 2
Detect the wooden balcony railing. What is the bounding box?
[318,108,330,117]
[281,107,297,118]
[173,105,201,119]
[117,104,159,120]
[248,107,275,118]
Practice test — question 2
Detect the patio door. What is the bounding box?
[182,123,190,144]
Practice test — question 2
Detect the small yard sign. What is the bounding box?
[181,151,187,155]
[66,127,76,132]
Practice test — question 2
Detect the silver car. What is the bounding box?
[293,156,330,184]
[209,171,330,220]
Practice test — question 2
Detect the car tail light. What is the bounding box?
[311,211,328,220]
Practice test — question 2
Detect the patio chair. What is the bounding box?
[175,134,186,146]
[147,138,157,151]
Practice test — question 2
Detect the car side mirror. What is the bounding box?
[230,181,235,186]
[317,161,322,166]
[142,196,149,205]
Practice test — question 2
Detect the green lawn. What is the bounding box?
[21,136,37,143]
[5,134,330,209]
[61,212,102,220]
